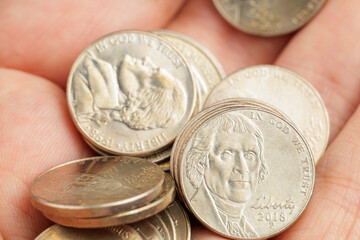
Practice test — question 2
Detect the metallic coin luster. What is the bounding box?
[213,0,326,36]
[205,65,329,163]
[175,105,315,239]
[31,156,165,218]
[35,224,144,240]
[67,30,196,157]
[44,174,176,228]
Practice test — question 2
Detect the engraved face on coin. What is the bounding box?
[213,0,326,36]
[31,156,165,218]
[67,30,196,156]
[176,106,315,239]
[205,65,329,163]
[155,30,225,111]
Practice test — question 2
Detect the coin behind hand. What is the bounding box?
[67,30,196,157]
[175,105,315,239]
[31,156,165,218]
[213,0,326,36]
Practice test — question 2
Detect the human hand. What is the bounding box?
[0,0,359,239]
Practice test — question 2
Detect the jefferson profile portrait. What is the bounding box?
[72,54,186,130]
[186,112,268,238]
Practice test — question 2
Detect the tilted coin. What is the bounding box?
[205,65,329,163]
[157,209,176,240]
[44,174,176,228]
[163,200,191,240]
[129,221,162,240]
[155,30,225,111]
[35,224,144,240]
[85,136,171,164]
[213,0,326,36]
[175,105,315,239]
[146,214,172,240]
[158,159,170,172]
[143,147,172,163]
[31,156,165,218]
[67,30,196,157]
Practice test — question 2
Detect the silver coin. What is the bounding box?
[35,224,144,240]
[205,65,329,163]
[67,30,196,157]
[213,0,326,36]
[155,30,225,111]
[176,105,315,239]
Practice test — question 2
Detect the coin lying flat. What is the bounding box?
[175,104,315,239]
[67,30,196,157]
[155,30,225,112]
[205,65,329,163]
[44,174,176,228]
[213,0,326,36]
[35,224,144,240]
[31,156,165,218]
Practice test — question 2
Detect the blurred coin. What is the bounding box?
[143,147,172,164]
[35,224,143,240]
[213,0,326,36]
[67,30,196,157]
[146,215,171,240]
[31,156,165,218]
[163,201,191,240]
[158,159,170,172]
[205,65,329,163]
[44,174,176,228]
[175,105,315,239]
[130,221,162,240]
[155,30,225,111]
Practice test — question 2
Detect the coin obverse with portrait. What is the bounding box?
[175,105,315,239]
[67,30,196,157]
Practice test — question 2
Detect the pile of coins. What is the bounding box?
[31,25,330,239]
[35,201,190,240]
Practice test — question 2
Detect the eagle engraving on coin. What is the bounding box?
[186,112,268,238]
[72,54,186,130]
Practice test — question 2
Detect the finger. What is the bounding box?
[166,0,291,74]
[0,0,186,88]
[274,105,360,240]
[275,0,360,142]
[0,68,93,239]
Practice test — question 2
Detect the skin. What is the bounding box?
[0,0,360,239]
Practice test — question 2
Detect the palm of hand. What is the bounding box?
[0,0,359,239]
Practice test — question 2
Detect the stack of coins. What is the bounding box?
[205,65,330,164]
[171,99,316,239]
[30,26,330,239]
[31,156,176,229]
[66,30,226,173]
[35,201,190,240]
[213,0,326,37]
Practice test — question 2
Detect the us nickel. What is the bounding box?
[178,106,315,239]
[213,0,326,36]
[67,30,196,157]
